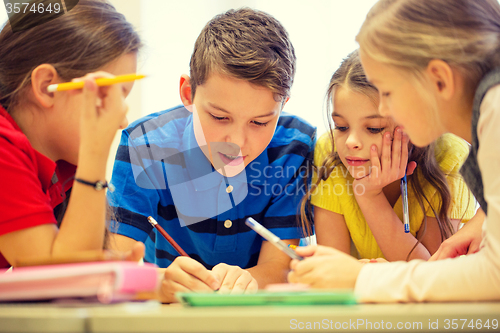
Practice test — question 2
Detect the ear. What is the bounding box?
[30,64,59,108]
[279,96,290,113]
[425,59,455,100]
[179,74,193,110]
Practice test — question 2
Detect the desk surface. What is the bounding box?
[1,301,499,333]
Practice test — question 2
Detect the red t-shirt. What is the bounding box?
[0,106,75,267]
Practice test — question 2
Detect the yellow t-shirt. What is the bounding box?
[310,132,476,259]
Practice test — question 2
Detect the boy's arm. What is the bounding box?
[245,239,299,288]
[243,118,316,287]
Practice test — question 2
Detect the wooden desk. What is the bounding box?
[1,301,499,333]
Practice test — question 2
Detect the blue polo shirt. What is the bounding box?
[108,105,316,269]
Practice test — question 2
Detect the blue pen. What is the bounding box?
[400,174,410,233]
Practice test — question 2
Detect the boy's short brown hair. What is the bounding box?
[189,8,296,102]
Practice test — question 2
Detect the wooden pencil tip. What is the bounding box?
[147,216,157,226]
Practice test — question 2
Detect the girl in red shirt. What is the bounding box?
[0,0,143,267]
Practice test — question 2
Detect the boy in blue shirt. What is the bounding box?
[108,8,316,303]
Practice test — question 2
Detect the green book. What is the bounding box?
[176,290,357,307]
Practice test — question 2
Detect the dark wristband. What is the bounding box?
[74,178,115,192]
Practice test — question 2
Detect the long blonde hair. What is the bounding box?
[356,0,500,91]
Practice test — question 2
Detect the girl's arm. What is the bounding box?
[314,206,351,254]
[355,193,424,260]
[417,217,461,256]
[54,74,127,255]
[0,72,127,265]
[354,128,428,261]
[356,190,460,260]
[430,208,485,261]
[246,238,299,288]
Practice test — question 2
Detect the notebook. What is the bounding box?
[176,290,357,307]
[0,261,158,303]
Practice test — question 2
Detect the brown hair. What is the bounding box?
[189,8,296,102]
[356,0,500,94]
[0,0,142,112]
[300,50,460,258]
[0,0,142,248]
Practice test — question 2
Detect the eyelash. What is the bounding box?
[368,127,385,134]
[381,92,390,97]
[211,114,227,121]
[210,114,269,127]
[334,126,385,134]
[252,121,268,127]
[334,126,348,132]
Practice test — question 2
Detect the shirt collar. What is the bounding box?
[0,105,21,132]
[0,104,57,192]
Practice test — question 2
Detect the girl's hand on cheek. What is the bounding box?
[353,127,416,198]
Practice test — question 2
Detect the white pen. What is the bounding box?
[245,217,303,260]
[401,174,410,233]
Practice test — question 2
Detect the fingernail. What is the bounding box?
[84,79,96,92]
[371,145,376,151]
[211,280,220,290]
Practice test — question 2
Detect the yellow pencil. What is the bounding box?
[47,73,146,92]
[288,244,297,250]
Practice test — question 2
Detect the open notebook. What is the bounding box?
[0,261,158,303]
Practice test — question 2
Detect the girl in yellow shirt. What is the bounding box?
[301,50,475,261]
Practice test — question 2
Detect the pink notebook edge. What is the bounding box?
[0,261,159,303]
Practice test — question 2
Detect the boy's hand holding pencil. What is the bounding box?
[148,216,259,303]
[148,216,221,303]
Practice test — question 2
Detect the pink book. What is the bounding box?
[0,261,158,303]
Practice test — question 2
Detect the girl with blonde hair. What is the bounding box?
[289,0,499,302]
[301,49,475,262]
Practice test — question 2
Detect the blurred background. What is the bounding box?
[1,0,378,178]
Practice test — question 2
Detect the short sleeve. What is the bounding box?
[107,130,161,242]
[263,128,316,240]
[447,174,477,222]
[0,136,56,236]
[426,134,477,222]
[310,133,343,215]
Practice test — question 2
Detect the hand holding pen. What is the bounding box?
[245,218,303,260]
[147,216,219,303]
[288,245,363,289]
[148,216,257,302]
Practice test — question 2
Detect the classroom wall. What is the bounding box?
[0,1,377,180]
[107,0,377,179]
